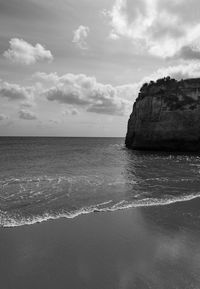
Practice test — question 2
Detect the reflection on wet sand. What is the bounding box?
[1,198,200,289]
[2,149,200,289]
[118,202,200,289]
[119,150,200,288]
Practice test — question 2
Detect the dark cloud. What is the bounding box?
[0,113,8,121]
[20,102,34,108]
[0,80,32,101]
[18,109,37,120]
[46,87,90,106]
[64,107,79,116]
[87,99,126,116]
[176,46,200,60]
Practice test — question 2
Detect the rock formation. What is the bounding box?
[125,77,200,151]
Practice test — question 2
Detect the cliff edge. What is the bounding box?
[125,77,200,151]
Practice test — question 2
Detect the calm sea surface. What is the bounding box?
[1,137,200,227]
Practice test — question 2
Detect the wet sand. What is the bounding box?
[1,198,200,289]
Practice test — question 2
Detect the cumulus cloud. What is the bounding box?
[3,61,200,126]
[64,107,79,116]
[37,72,131,116]
[33,72,59,84]
[3,38,53,65]
[0,79,33,101]
[33,62,200,120]
[116,83,141,101]
[72,25,90,50]
[18,109,37,120]
[0,114,8,121]
[49,119,60,124]
[148,63,200,81]
[106,0,200,59]
[46,86,90,105]
[20,101,34,108]
[86,83,128,115]
[122,62,200,100]
[33,72,139,101]
[115,63,200,102]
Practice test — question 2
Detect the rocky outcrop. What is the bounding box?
[125,77,200,151]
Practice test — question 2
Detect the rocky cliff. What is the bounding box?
[125,77,200,151]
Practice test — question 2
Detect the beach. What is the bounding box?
[1,137,200,288]
[1,0,200,288]
[1,197,200,289]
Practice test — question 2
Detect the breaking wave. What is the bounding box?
[1,193,200,228]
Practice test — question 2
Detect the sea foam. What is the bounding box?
[1,193,200,228]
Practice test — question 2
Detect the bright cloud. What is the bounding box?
[72,25,90,50]
[2,61,200,128]
[123,62,200,98]
[106,0,200,58]
[3,38,53,65]
[153,63,200,80]
[36,72,131,116]
[18,109,37,120]
[0,79,33,101]
[33,72,59,84]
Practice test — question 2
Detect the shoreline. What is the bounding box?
[1,197,200,288]
[2,192,200,228]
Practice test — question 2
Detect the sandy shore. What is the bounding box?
[1,198,200,289]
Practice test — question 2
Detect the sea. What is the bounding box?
[1,136,200,228]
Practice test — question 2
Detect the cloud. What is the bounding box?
[3,60,200,127]
[106,0,200,59]
[33,72,59,84]
[46,86,91,106]
[72,25,90,50]
[37,72,131,116]
[49,119,60,124]
[149,63,200,81]
[64,107,79,116]
[175,46,200,60]
[3,38,53,65]
[33,62,200,120]
[0,114,8,121]
[86,83,128,115]
[115,62,200,102]
[20,101,34,108]
[116,83,141,101]
[121,62,200,100]
[18,109,37,120]
[0,79,33,101]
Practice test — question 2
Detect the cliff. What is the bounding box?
[125,77,200,151]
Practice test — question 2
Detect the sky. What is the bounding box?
[1,0,200,136]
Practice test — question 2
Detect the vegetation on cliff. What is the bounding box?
[137,76,198,111]
[125,77,200,151]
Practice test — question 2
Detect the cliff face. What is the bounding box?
[125,77,200,151]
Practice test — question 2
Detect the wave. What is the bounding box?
[1,193,200,228]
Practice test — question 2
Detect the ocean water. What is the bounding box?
[1,137,200,227]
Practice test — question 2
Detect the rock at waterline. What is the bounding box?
[125,77,200,151]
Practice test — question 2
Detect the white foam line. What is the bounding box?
[96,200,113,206]
[1,193,200,228]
